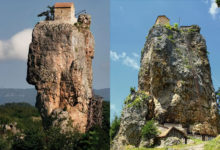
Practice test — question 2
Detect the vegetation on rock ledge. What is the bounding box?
[124,88,149,108]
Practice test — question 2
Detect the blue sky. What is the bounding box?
[0,0,109,90]
[110,0,220,121]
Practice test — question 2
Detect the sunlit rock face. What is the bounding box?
[112,24,219,150]
[27,14,102,133]
[138,25,218,136]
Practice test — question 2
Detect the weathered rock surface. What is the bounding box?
[112,24,219,149]
[138,25,219,136]
[27,14,102,132]
[163,137,181,146]
[112,92,152,150]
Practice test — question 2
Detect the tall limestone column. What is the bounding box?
[112,23,219,149]
[26,13,101,132]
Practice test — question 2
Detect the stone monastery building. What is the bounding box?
[155,15,170,25]
[54,2,77,23]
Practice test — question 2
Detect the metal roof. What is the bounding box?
[158,127,187,138]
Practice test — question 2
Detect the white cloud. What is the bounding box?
[132,52,139,58]
[110,50,140,70]
[0,29,32,61]
[123,56,139,70]
[111,104,117,112]
[110,51,126,61]
[110,104,121,117]
[209,0,219,19]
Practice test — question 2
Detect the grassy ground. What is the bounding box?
[126,136,220,150]
[204,135,220,150]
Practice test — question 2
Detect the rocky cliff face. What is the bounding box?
[112,24,219,149]
[27,14,102,133]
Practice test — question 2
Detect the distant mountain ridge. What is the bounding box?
[0,88,110,105]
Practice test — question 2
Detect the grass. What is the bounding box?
[126,137,204,150]
[126,147,166,150]
[124,136,220,150]
[204,135,220,150]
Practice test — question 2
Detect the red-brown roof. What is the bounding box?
[54,3,73,8]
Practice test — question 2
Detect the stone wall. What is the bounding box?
[54,7,77,23]
[155,16,169,25]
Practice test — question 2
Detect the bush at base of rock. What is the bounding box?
[141,120,158,140]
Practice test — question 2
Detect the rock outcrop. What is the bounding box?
[27,14,102,133]
[112,92,152,149]
[112,24,219,149]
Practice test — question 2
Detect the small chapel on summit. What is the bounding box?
[155,15,170,25]
[54,2,77,23]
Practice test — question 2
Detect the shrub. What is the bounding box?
[125,91,149,108]
[110,115,120,142]
[124,94,132,105]
[0,136,10,150]
[165,23,179,31]
[127,96,142,108]
[130,87,136,94]
[168,35,173,40]
[174,23,179,30]
[165,24,173,30]
[141,120,158,140]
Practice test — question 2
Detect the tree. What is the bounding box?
[110,115,120,142]
[37,5,54,20]
[130,87,136,94]
[141,120,158,140]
